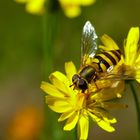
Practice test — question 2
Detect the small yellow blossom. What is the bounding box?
[15,0,96,17]
[59,0,96,18]
[15,0,45,15]
[41,61,125,140]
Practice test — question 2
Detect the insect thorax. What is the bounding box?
[79,65,97,83]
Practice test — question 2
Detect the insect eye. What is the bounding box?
[72,74,79,82]
[78,79,88,90]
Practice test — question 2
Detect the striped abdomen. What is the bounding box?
[92,50,121,72]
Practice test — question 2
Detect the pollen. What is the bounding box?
[116,93,122,98]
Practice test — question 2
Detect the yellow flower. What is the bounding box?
[59,0,96,18]
[100,27,140,83]
[41,61,125,140]
[15,0,96,17]
[15,0,45,15]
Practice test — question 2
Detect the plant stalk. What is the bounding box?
[129,81,140,140]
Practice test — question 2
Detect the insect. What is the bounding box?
[71,21,138,92]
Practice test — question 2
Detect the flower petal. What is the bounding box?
[63,6,81,18]
[88,112,116,132]
[80,0,95,6]
[46,96,74,113]
[49,71,74,97]
[93,108,117,124]
[136,51,140,66]
[135,57,140,83]
[48,104,72,113]
[58,110,75,122]
[46,96,67,105]
[97,119,115,132]
[40,81,65,98]
[50,71,70,86]
[59,0,80,5]
[78,110,89,140]
[100,34,119,50]
[136,70,140,83]
[63,111,79,131]
[124,27,139,66]
[59,0,95,5]
[26,0,45,14]
[65,61,77,83]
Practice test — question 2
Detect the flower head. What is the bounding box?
[100,27,140,83]
[15,0,45,15]
[41,61,125,140]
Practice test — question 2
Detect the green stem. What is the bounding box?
[41,11,53,140]
[42,0,59,79]
[129,81,140,140]
[41,1,61,140]
[75,127,78,140]
[42,12,53,79]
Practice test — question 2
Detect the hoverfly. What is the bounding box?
[71,21,139,92]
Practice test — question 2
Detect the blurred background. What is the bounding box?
[0,0,140,140]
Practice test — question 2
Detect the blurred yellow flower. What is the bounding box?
[15,0,96,17]
[59,0,96,18]
[41,61,125,140]
[8,106,44,140]
[15,0,45,15]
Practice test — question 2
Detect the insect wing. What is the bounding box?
[81,21,98,66]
